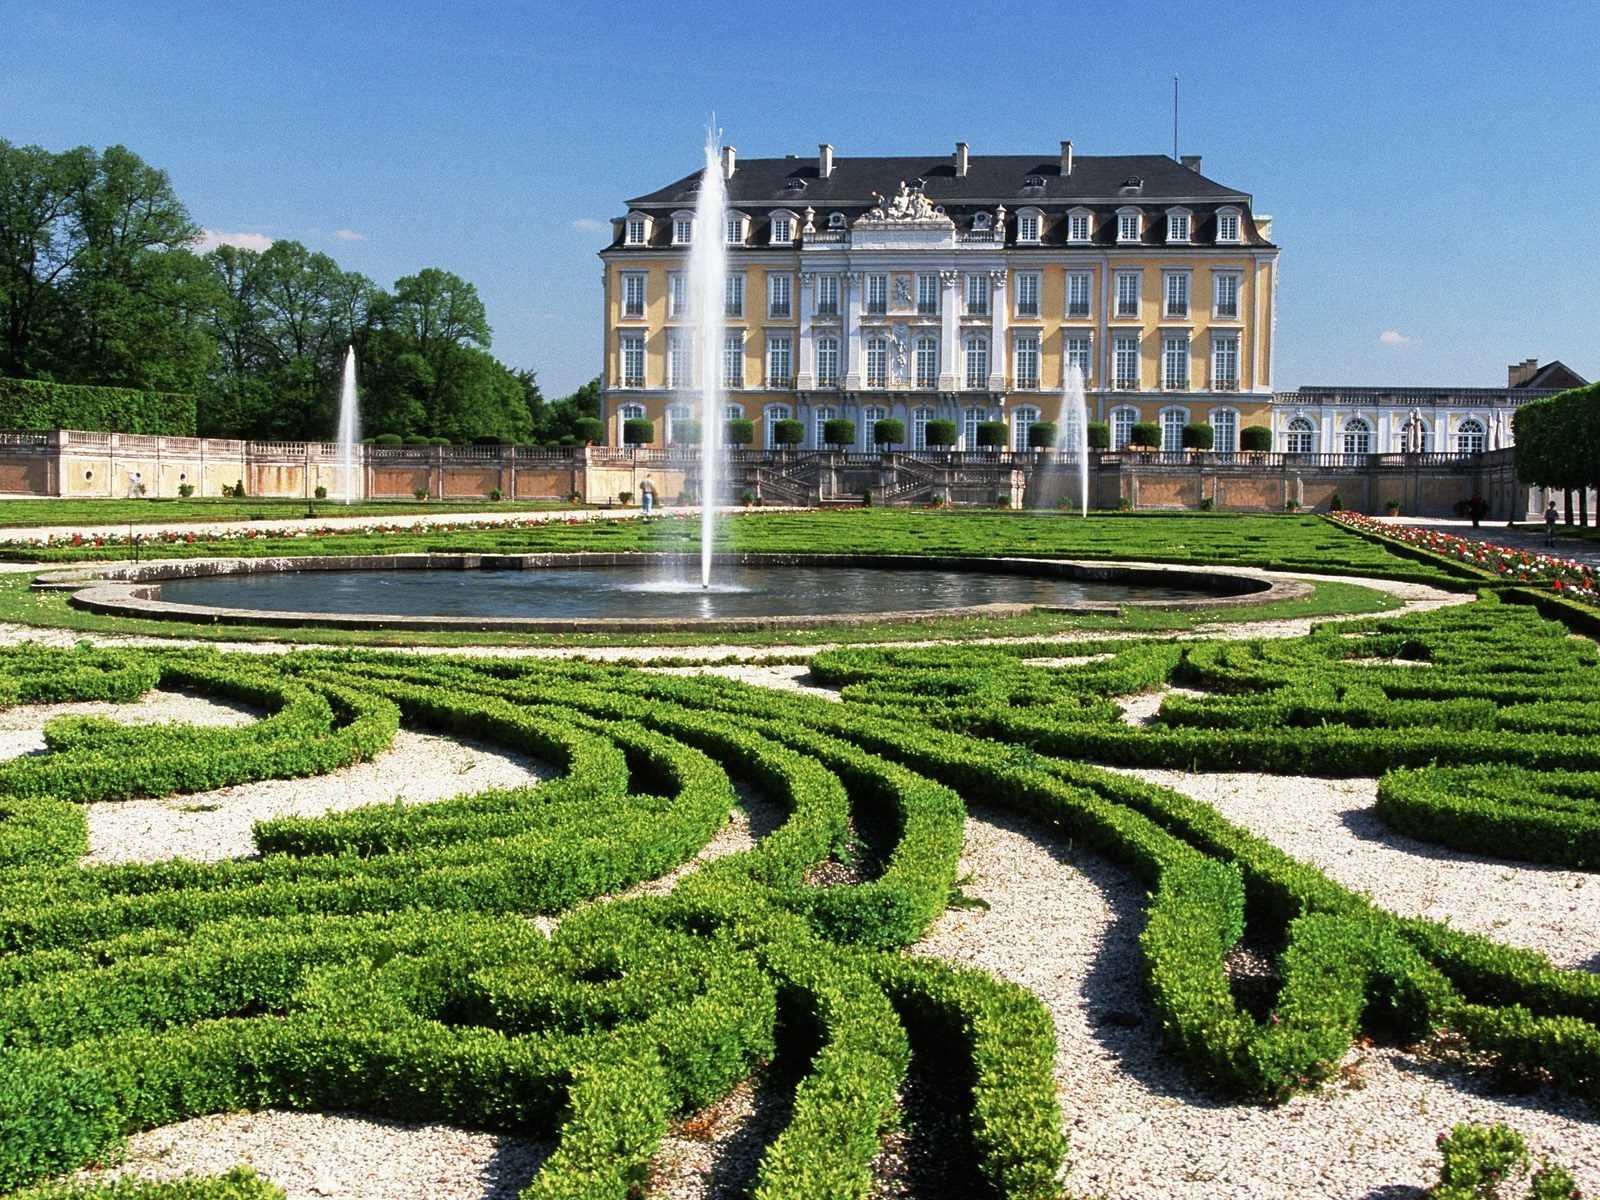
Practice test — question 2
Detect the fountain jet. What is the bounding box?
[337,346,361,505]
[690,127,729,588]
[1056,362,1090,517]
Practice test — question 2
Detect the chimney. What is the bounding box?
[720,145,736,180]
[1181,154,1203,173]
[1060,140,1074,177]
[819,143,833,179]
[1508,358,1539,388]
[955,141,969,178]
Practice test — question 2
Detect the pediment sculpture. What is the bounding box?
[863,181,943,223]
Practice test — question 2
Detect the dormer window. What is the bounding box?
[672,213,695,245]
[769,211,796,245]
[1117,208,1142,244]
[828,212,847,230]
[1016,208,1042,244]
[1066,208,1093,244]
[624,214,648,246]
[725,213,746,245]
[1166,208,1192,244]
[1215,207,1242,244]
[1024,175,1045,189]
[973,212,992,232]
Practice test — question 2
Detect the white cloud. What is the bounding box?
[335,229,364,242]
[1379,330,1416,347]
[192,229,274,253]
[571,217,608,233]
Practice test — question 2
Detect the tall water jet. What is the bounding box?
[337,346,361,505]
[1057,362,1089,517]
[689,129,729,588]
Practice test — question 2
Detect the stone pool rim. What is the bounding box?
[38,552,1308,634]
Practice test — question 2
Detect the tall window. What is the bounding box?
[915,336,939,388]
[813,406,836,448]
[1068,212,1091,243]
[1167,211,1191,243]
[668,274,689,319]
[1066,336,1092,385]
[1013,407,1039,450]
[724,274,744,317]
[625,216,646,245]
[862,405,887,449]
[1455,418,1487,454]
[865,274,889,315]
[723,332,744,388]
[1117,211,1141,243]
[1216,211,1241,243]
[964,336,989,389]
[620,334,645,388]
[767,335,793,388]
[815,275,839,317]
[771,214,793,244]
[912,407,934,451]
[1014,334,1040,388]
[1115,272,1140,318]
[1015,273,1040,317]
[1162,334,1190,390]
[1286,417,1315,454]
[865,337,888,388]
[916,273,939,315]
[966,274,989,316]
[622,274,646,318]
[764,404,791,450]
[1018,213,1040,243]
[963,407,987,449]
[1067,272,1092,318]
[768,274,792,319]
[1111,406,1137,449]
[1210,408,1238,453]
[1212,334,1239,389]
[667,332,692,389]
[666,404,693,445]
[815,336,840,388]
[1161,408,1188,451]
[673,216,694,244]
[1113,335,1140,390]
[1164,272,1190,319]
[1214,272,1240,318]
[1342,418,1372,456]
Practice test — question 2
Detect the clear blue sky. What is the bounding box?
[4,0,1597,399]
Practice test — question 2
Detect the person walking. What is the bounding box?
[639,476,656,519]
[1545,501,1559,547]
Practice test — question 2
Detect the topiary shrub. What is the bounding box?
[623,418,654,447]
[403,435,430,446]
[873,418,905,449]
[924,420,958,449]
[672,419,702,446]
[975,421,1009,451]
[1087,421,1111,449]
[772,419,805,449]
[573,417,605,445]
[1129,422,1161,449]
[1182,422,1214,451]
[1240,425,1273,452]
[1027,422,1057,451]
[725,418,755,447]
[372,433,403,446]
[822,418,856,449]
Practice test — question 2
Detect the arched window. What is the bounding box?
[1342,417,1372,456]
[1285,417,1315,454]
[723,404,744,421]
[963,406,990,450]
[620,403,646,421]
[1160,408,1189,451]
[1111,406,1138,450]
[1013,406,1041,451]
[862,405,887,449]
[911,407,935,451]
[666,404,693,445]
[1455,418,1486,454]
[813,406,837,449]
[914,336,939,388]
[764,404,792,450]
[815,336,840,389]
[964,336,989,389]
[1209,408,1239,453]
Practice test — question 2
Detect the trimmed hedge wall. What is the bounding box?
[0,377,196,436]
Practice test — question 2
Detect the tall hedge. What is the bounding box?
[0,378,196,436]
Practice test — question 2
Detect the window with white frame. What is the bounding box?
[1111,406,1137,449]
[724,404,744,421]
[622,273,646,318]
[1066,335,1092,385]
[964,336,989,389]
[668,274,688,319]
[1455,418,1487,454]
[1114,272,1140,318]
[620,334,645,388]
[862,405,887,449]
[723,332,744,388]
[1210,408,1238,453]
[1215,209,1241,244]
[667,331,692,389]
[1162,334,1190,390]
[770,214,794,245]
[767,335,793,388]
[1067,210,1092,243]
[725,273,744,317]
[1017,211,1041,243]
[865,337,888,388]
[813,406,836,448]
[673,215,694,244]
[1067,272,1092,318]
[620,403,646,421]
[1212,334,1239,390]
[768,274,792,319]
[1286,417,1315,454]
[1161,408,1188,450]
[815,275,839,317]
[763,404,791,450]
[865,274,888,315]
[965,273,989,316]
[815,336,839,388]
[1166,209,1191,243]
[725,214,744,245]
[916,273,939,315]
[1117,209,1141,243]
[666,404,693,445]
[915,336,938,388]
[1014,334,1040,388]
[1213,271,1240,318]
[1113,335,1140,389]
[625,215,647,246]
[963,407,987,449]
[911,407,934,451]
[1342,417,1372,455]
[1164,272,1190,319]
[1015,272,1040,317]
[1013,406,1040,451]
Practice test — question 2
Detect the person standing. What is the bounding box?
[1469,494,1488,528]
[639,476,656,519]
[1545,501,1559,547]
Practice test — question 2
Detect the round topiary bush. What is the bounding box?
[725,418,755,447]
[672,419,702,446]
[1027,421,1058,451]
[1240,425,1273,452]
[573,417,605,445]
[623,418,655,447]
[873,418,905,449]
[975,421,1009,450]
[1182,422,1215,451]
[1129,422,1161,449]
[1087,422,1110,449]
[822,418,856,449]
[771,419,805,448]
[924,419,958,449]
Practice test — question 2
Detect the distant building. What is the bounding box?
[1270,359,1589,456]
[599,142,1279,452]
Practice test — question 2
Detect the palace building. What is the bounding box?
[599,142,1279,453]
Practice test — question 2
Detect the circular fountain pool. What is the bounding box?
[47,553,1300,633]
